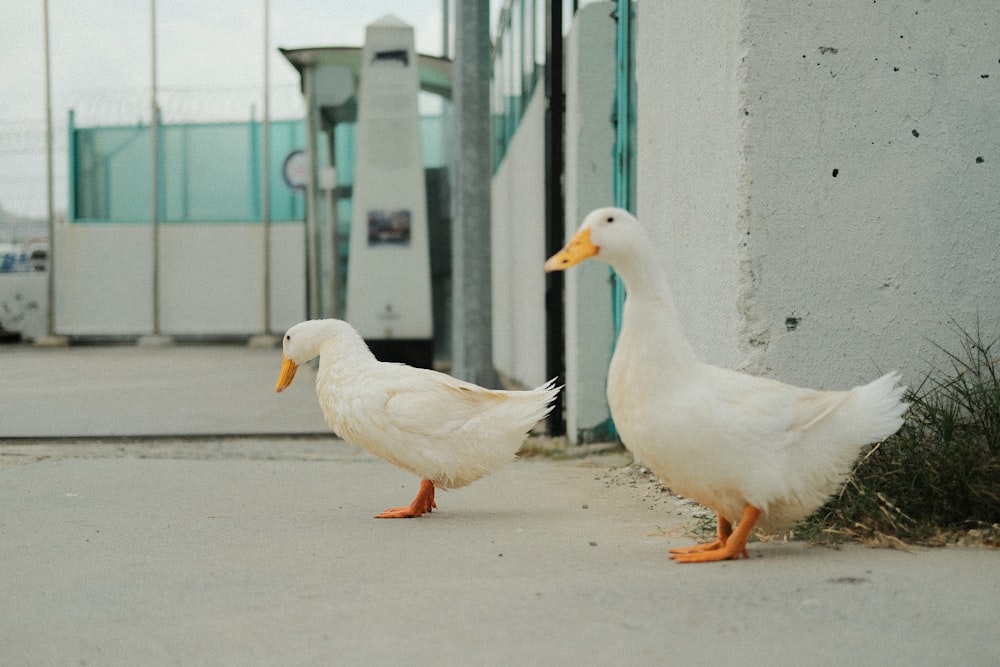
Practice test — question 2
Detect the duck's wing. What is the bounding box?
[732,373,895,439]
[787,390,853,433]
[702,366,851,439]
[380,368,513,439]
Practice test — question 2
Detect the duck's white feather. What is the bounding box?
[572,208,908,532]
[283,319,558,489]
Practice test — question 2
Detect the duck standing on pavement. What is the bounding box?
[545,207,908,562]
[276,319,559,518]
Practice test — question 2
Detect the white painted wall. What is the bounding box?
[55,224,153,336]
[637,1,1000,389]
[0,273,46,339]
[160,225,305,335]
[54,223,306,338]
[491,88,548,389]
[266,225,309,335]
[563,2,616,442]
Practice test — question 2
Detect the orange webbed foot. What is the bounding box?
[670,542,751,563]
[669,514,734,556]
[669,505,761,563]
[375,479,437,519]
[668,539,730,556]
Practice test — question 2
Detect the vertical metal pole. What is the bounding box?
[150,0,161,336]
[261,0,272,334]
[43,0,56,338]
[303,67,320,319]
[67,111,75,221]
[451,0,498,387]
[442,0,450,58]
[324,128,337,319]
[612,0,633,326]
[606,0,634,440]
[543,0,566,435]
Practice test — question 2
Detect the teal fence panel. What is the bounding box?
[73,124,152,221]
[71,118,307,223]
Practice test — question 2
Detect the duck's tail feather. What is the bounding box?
[852,370,909,442]
[523,378,562,426]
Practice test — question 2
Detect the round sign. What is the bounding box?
[282,149,309,190]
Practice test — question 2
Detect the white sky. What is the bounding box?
[0,0,502,218]
[2,0,452,120]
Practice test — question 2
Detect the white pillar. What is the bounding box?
[346,15,434,363]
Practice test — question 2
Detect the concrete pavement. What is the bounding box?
[1,343,998,666]
[0,343,327,438]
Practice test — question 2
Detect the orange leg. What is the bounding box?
[669,514,734,555]
[669,504,761,563]
[375,479,437,519]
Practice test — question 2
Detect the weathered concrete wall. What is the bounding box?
[638,1,1000,389]
[636,2,748,372]
[563,2,616,442]
[491,89,548,389]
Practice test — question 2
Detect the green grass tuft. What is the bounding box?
[800,320,1000,546]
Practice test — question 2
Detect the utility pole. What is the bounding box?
[250,0,278,347]
[261,0,271,336]
[43,0,54,337]
[442,0,450,58]
[139,0,171,345]
[150,0,160,336]
[451,0,498,388]
[36,0,67,347]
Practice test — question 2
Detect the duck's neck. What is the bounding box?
[613,249,699,374]
[316,336,376,389]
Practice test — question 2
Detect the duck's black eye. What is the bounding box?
[606,216,615,223]
[285,334,291,341]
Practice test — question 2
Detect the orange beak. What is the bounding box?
[275,354,298,393]
[543,227,599,272]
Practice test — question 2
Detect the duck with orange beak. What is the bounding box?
[276,318,559,518]
[545,207,907,562]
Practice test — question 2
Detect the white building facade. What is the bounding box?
[491,1,1000,442]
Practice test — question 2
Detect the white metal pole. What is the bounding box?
[43,0,55,338]
[261,0,272,335]
[150,0,161,337]
[303,67,320,319]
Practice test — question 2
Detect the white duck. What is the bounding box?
[545,207,908,562]
[275,319,559,518]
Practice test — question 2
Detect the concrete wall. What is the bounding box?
[53,223,306,338]
[636,2,747,372]
[563,2,616,442]
[491,88,549,389]
[637,1,1000,389]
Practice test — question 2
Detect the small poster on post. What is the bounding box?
[367,209,412,246]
